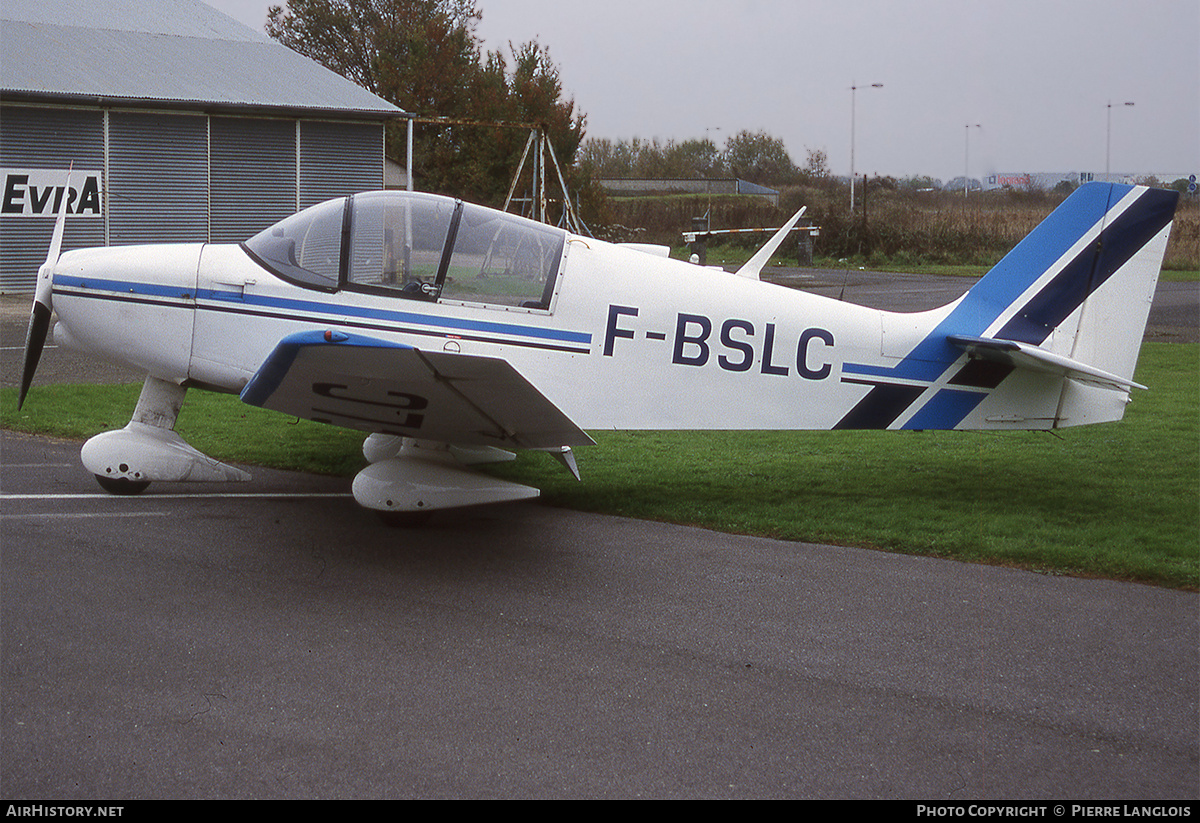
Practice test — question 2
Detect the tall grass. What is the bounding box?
[603,186,1199,271]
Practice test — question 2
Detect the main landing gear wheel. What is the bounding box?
[375,509,434,528]
[94,474,151,496]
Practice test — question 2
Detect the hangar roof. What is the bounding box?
[0,0,404,118]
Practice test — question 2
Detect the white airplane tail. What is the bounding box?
[837,182,1179,430]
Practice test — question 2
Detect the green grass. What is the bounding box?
[483,344,1199,589]
[1159,268,1200,282]
[3,344,1197,588]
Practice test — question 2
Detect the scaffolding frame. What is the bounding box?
[403,116,585,234]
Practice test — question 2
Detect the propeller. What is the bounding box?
[17,168,71,409]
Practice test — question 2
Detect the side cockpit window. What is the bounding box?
[347,192,456,300]
[441,204,565,309]
[245,191,566,311]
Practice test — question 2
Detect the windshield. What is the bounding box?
[242,197,346,291]
[244,191,566,310]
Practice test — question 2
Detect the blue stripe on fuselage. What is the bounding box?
[54,275,592,346]
[198,288,592,344]
[900,388,988,430]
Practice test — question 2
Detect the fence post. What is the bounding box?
[690,215,709,265]
[796,218,814,266]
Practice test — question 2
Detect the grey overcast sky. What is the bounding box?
[206,0,1198,183]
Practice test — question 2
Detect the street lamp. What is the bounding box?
[850,82,883,211]
[1106,101,1134,181]
[704,126,721,220]
[964,123,981,196]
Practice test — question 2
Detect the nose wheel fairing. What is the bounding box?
[83,376,250,493]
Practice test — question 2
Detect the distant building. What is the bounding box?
[1,0,405,293]
[598,178,780,206]
[984,172,1192,191]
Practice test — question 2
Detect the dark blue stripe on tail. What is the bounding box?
[997,186,1178,343]
[834,183,1178,430]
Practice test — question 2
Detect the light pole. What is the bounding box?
[704,126,721,220]
[1106,100,1134,181]
[964,123,981,196]
[850,82,883,212]
[704,126,721,179]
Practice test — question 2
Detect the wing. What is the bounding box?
[240,330,594,450]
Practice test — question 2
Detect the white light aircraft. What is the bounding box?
[18,182,1179,522]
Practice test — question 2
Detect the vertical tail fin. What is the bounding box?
[928,183,1177,369]
[839,183,1178,430]
[977,183,1178,373]
[952,182,1179,426]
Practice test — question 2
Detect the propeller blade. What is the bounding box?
[17,168,72,410]
[17,300,52,410]
[44,170,71,268]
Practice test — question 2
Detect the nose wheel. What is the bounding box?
[94,474,151,495]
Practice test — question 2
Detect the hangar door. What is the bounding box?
[0,107,386,293]
[210,116,297,243]
[300,121,384,208]
[108,111,209,246]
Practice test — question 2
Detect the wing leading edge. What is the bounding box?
[240,330,593,450]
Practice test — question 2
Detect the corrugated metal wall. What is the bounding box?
[0,107,106,292]
[108,111,209,245]
[210,116,297,243]
[299,120,384,207]
[1,104,386,293]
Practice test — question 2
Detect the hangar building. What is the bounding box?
[1,0,405,293]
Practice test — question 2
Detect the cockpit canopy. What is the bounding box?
[243,191,567,311]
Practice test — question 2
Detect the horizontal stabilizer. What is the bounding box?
[241,330,594,450]
[947,334,1145,392]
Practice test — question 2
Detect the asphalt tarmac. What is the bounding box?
[4,431,1198,800]
[1,272,1197,799]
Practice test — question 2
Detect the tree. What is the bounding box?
[577,136,728,180]
[266,0,586,210]
[667,139,724,178]
[267,0,481,114]
[801,147,828,178]
[722,130,796,184]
